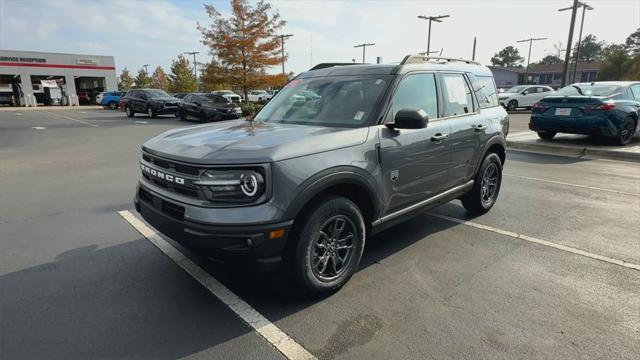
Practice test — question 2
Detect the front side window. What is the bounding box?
[255,75,391,127]
[441,73,473,117]
[391,73,438,120]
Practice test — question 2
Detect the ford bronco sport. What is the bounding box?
[134,55,509,295]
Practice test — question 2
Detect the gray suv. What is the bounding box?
[134,55,509,295]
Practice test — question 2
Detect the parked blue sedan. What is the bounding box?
[530,82,640,145]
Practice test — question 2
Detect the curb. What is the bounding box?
[507,139,640,163]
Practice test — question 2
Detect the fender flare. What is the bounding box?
[473,135,507,175]
[282,166,382,221]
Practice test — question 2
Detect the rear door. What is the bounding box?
[443,72,488,184]
[520,86,538,107]
[379,72,452,213]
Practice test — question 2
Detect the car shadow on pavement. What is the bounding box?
[508,149,591,165]
[0,241,266,359]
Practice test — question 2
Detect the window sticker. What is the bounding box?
[444,76,468,104]
[354,111,365,121]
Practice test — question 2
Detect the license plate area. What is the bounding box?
[555,108,571,116]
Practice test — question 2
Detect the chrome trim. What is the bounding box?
[372,180,474,226]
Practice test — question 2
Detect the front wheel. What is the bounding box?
[461,153,503,215]
[125,105,134,117]
[292,196,366,296]
[507,100,518,111]
[615,117,636,146]
[537,130,557,140]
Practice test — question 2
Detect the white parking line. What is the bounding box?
[429,213,640,271]
[32,126,46,130]
[41,110,98,127]
[504,173,639,196]
[118,210,316,360]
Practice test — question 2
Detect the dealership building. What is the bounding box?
[0,50,117,106]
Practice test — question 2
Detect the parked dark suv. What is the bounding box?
[134,56,508,295]
[123,89,180,118]
[177,93,243,122]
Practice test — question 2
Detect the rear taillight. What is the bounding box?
[532,102,547,111]
[595,103,616,111]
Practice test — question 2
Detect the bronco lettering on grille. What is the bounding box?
[140,164,185,185]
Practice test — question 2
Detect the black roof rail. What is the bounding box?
[400,55,481,66]
[309,63,364,71]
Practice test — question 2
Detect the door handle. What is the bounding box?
[431,133,449,142]
[472,124,487,132]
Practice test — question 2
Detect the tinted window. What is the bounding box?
[391,73,438,120]
[441,73,473,117]
[183,95,193,102]
[630,85,640,100]
[467,74,499,109]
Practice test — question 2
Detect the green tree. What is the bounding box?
[117,68,134,91]
[572,34,604,62]
[597,44,634,81]
[198,0,286,100]
[490,46,524,67]
[151,66,169,90]
[539,55,562,65]
[134,68,153,88]
[625,27,640,55]
[168,55,196,92]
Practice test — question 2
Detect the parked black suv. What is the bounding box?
[177,93,243,122]
[134,56,509,295]
[123,89,180,118]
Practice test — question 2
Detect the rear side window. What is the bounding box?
[391,73,438,120]
[630,85,640,100]
[467,74,499,109]
[441,73,473,116]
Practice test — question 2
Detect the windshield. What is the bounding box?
[554,84,622,97]
[255,75,391,127]
[505,86,527,94]
[146,90,171,98]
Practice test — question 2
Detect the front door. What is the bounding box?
[379,72,452,214]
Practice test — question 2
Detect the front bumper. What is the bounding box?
[134,183,292,271]
[152,105,178,115]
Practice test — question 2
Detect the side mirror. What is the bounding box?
[390,108,429,129]
[522,91,528,95]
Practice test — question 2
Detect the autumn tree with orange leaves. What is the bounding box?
[198,0,288,100]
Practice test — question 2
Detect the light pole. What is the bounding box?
[275,34,294,75]
[183,51,200,91]
[354,43,375,63]
[517,37,547,85]
[559,0,580,87]
[142,64,150,74]
[560,1,593,83]
[417,15,450,56]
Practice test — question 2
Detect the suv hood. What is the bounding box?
[142,119,369,164]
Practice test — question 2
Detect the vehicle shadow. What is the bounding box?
[0,241,264,359]
[508,149,591,164]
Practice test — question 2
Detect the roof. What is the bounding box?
[488,66,524,74]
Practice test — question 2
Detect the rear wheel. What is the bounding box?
[292,196,366,296]
[507,100,518,111]
[107,101,117,110]
[125,105,134,117]
[537,130,557,140]
[615,117,636,146]
[199,111,209,123]
[462,153,502,215]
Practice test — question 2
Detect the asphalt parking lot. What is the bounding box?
[1,108,639,359]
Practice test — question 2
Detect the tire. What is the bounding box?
[199,111,209,123]
[292,196,366,296]
[507,100,518,111]
[125,105,134,118]
[615,117,636,146]
[537,130,557,140]
[107,101,117,110]
[147,107,155,118]
[461,153,503,215]
[178,109,186,121]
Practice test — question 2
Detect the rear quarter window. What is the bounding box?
[467,74,499,109]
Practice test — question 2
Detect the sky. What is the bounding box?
[1,0,638,77]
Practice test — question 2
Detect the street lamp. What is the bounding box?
[558,0,580,87]
[517,37,547,85]
[142,64,150,74]
[417,15,450,55]
[354,43,375,63]
[275,34,294,75]
[560,1,593,83]
[183,51,200,91]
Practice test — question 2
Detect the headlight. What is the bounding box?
[195,169,266,203]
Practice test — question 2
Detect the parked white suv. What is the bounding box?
[247,90,272,102]
[498,85,554,111]
[212,90,242,103]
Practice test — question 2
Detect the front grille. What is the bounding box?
[141,153,203,199]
